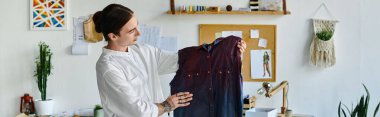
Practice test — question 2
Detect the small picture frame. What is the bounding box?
[30,0,67,30]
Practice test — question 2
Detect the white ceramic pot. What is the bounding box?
[285,109,293,117]
[94,109,104,117]
[34,99,54,116]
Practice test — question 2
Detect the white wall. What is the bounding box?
[360,0,380,116]
[1,0,378,117]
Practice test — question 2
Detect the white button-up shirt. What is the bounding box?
[96,43,178,117]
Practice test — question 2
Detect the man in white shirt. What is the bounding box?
[94,4,193,117]
[93,4,246,117]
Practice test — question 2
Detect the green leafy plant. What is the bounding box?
[338,84,380,117]
[94,104,104,117]
[94,104,103,111]
[316,30,333,41]
[34,42,53,101]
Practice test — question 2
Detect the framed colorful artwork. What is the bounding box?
[30,0,67,30]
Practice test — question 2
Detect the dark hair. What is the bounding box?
[93,4,134,41]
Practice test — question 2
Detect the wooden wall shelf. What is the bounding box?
[166,11,291,15]
[168,0,289,15]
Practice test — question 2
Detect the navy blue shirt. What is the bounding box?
[170,36,243,117]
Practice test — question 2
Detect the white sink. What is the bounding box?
[245,108,277,117]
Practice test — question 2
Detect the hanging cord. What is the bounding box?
[312,2,337,21]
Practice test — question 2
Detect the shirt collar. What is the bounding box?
[200,37,223,52]
[102,46,131,57]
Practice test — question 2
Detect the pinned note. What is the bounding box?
[215,32,222,39]
[250,49,272,79]
[137,24,161,47]
[158,36,178,52]
[222,31,243,38]
[258,38,268,48]
[250,29,259,38]
[72,16,89,55]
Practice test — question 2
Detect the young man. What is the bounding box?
[94,4,246,117]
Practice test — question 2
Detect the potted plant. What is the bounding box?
[316,30,333,41]
[94,104,104,117]
[338,84,380,117]
[33,42,54,116]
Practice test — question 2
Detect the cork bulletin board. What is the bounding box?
[199,24,276,82]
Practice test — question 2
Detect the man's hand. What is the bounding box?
[157,92,193,116]
[166,92,193,111]
[238,40,247,54]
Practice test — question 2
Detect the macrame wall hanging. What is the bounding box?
[309,3,338,68]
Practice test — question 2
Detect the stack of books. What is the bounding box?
[249,0,259,11]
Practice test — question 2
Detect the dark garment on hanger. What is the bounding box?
[170,36,243,117]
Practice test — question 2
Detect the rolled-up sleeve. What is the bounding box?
[101,70,158,117]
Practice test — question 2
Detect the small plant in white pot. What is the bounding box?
[94,104,104,117]
[33,42,54,116]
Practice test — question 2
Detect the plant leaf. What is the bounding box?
[35,41,53,100]
[362,84,370,97]
[365,95,370,117]
[353,103,359,117]
[316,30,333,41]
[363,84,370,117]
[343,103,352,115]
[342,108,348,117]
[358,95,365,117]
[339,101,342,117]
[374,102,380,117]
[352,102,355,115]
